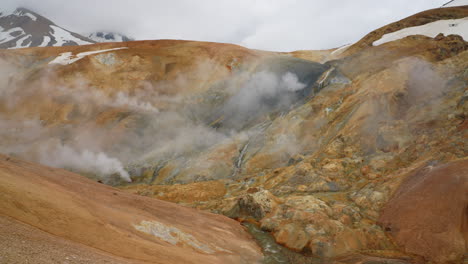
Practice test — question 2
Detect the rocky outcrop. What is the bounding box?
[220,184,393,258]
[379,159,468,263]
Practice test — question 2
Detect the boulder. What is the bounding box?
[231,190,280,220]
[378,160,468,263]
[274,223,310,251]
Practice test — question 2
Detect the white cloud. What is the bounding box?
[2,0,448,51]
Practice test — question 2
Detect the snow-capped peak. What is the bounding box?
[88,31,134,43]
[0,7,94,49]
[13,8,37,21]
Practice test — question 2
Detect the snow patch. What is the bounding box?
[23,12,37,21]
[88,31,133,43]
[373,17,468,46]
[317,67,334,88]
[14,9,37,21]
[49,47,128,65]
[331,43,352,55]
[38,36,51,47]
[50,25,92,46]
[0,27,25,44]
[15,34,31,48]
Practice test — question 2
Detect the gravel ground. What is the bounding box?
[0,215,136,264]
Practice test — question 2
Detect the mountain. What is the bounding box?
[330,3,468,59]
[0,7,94,49]
[291,2,468,62]
[88,31,134,43]
[0,3,467,264]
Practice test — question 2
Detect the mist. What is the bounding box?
[220,71,307,129]
[358,57,448,154]
[39,143,131,182]
[0,55,311,182]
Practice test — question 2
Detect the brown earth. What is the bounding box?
[287,49,333,63]
[1,5,468,264]
[0,215,135,264]
[379,159,468,263]
[0,39,268,124]
[121,180,227,204]
[0,154,262,264]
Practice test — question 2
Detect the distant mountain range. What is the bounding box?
[88,31,134,43]
[0,7,133,49]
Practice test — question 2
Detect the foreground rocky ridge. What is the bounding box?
[0,4,467,264]
[379,160,468,263]
[0,154,262,264]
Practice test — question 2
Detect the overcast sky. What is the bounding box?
[3,0,448,51]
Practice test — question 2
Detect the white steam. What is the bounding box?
[114,91,159,113]
[0,56,309,184]
[282,72,307,92]
[221,71,306,129]
[39,144,131,182]
[53,82,160,113]
[0,117,131,182]
[234,71,306,104]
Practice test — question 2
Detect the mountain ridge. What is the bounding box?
[0,7,134,49]
[0,3,467,264]
[0,7,94,49]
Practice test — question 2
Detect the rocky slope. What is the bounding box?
[0,39,327,185]
[0,154,262,264]
[0,4,467,264]
[0,7,94,49]
[0,215,135,264]
[379,160,468,263]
